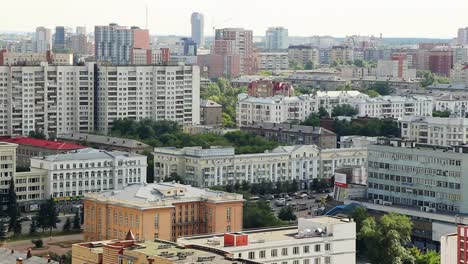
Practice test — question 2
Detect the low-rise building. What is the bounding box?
[0,50,73,66]
[0,248,58,264]
[0,137,86,167]
[153,145,367,187]
[240,122,337,149]
[440,231,457,264]
[83,182,244,241]
[73,238,245,264]
[57,133,151,154]
[339,136,378,149]
[178,216,356,264]
[400,116,468,146]
[248,80,294,97]
[285,74,348,90]
[15,169,48,212]
[256,52,289,72]
[288,45,320,66]
[200,99,222,126]
[0,142,17,211]
[30,148,147,199]
[433,93,468,116]
[354,95,433,118]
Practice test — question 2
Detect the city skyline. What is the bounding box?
[0,0,466,38]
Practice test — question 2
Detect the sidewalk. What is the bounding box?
[4,233,84,256]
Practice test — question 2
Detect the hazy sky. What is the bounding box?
[1,0,465,38]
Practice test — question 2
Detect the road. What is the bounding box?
[266,192,331,218]
[19,213,76,235]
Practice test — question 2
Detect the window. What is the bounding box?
[154,213,159,229]
[303,260,310,264]
[281,248,288,256]
[227,207,231,221]
[314,258,321,264]
[293,261,299,264]
[325,243,330,251]
[259,250,266,259]
[325,257,331,264]
[303,245,310,253]
[315,244,321,252]
[293,246,299,255]
[248,252,255,259]
[271,249,278,257]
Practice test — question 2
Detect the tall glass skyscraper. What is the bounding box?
[54,26,66,51]
[191,12,205,47]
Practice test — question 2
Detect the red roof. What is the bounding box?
[0,137,86,150]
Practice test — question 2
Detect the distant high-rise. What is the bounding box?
[54,26,66,51]
[94,23,149,65]
[458,27,468,45]
[265,27,289,51]
[34,27,52,52]
[76,26,87,35]
[191,12,205,47]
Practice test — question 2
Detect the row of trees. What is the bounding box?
[333,118,400,137]
[351,207,440,264]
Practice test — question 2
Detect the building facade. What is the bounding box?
[256,52,289,72]
[153,145,367,187]
[95,64,200,134]
[265,27,289,51]
[248,80,294,97]
[240,122,337,149]
[0,51,73,66]
[35,27,52,53]
[30,148,147,199]
[288,45,319,66]
[94,24,150,65]
[0,142,17,212]
[57,133,151,153]
[191,12,205,47]
[82,182,244,241]
[178,216,356,264]
[200,99,222,126]
[353,95,433,118]
[0,63,95,137]
[400,116,468,146]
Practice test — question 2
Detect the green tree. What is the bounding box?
[29,218,37,235]
[73,211,81,231]
[290,179,299,193]
[28,130,47,139]
[7,180,19,232]
[331,104,358,117]
[63,217,71,233]
[243,200,283,229]
[165,172,185,184]
[409,247,440,264]
[371,81,390,95]
[359,213,414,264]
[304,61,315,70]
[241,180,251,192]
[432,110,451,117]
[36,198,58,236]
[351,207,369,253]
[222,113,236,128]
[278,206,297,221]
[318,106,329,118]
[301,113,320,126]
[367,90,380,97]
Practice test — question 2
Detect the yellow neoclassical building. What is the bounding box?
[83,182,244,242]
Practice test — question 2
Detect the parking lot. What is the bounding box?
[251,190,333,218]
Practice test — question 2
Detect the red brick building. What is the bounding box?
[428,48,453,77]
[248,80,294,97]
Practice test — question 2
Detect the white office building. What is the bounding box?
[236,91,367,126]
[178,216,356,264]
[153,145,367,187]
[354,95,433,118]
[265,27,289,51]
[30,148,147,199]
[400,116,468,146]
[96,64,200,134]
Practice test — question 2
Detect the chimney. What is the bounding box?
[16,257,23,264]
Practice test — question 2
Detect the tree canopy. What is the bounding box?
[370,81,391,95]
[278,206,297,221]
[331,104,358,117]
[243,200,284,229]
[333,119,400,137]
[432,110,450,118]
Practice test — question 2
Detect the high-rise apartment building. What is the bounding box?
[35,27,52,53]
[94,24,150,65]
[199,28,254,78]
[0,142,17,212]
[265,27,289,51]
[428,47,453,77]
[83,182,244,241]
[288,45,319,66]
[95,65,200,134]
[191,12,205,47]
[76,26,86,35]
[458,27,468,45]
[54,26,66,51]
[0,63,95,137]
[0,64,199,137]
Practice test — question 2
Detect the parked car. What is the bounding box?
[274,198,286,206]
[265,194,275,200]
[19,216,32,222]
